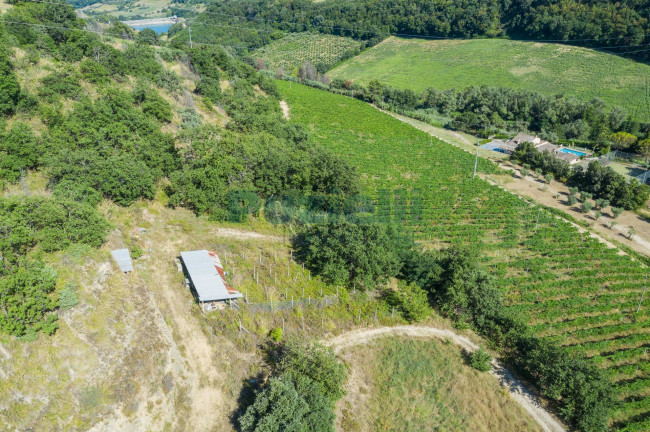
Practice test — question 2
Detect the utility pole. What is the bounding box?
[188,26,193,48]
[473,142,479,178]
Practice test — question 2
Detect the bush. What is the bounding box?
[0,50,20,116]
[58,282,79,310]
[268,327,283,342]
[468,348,492,372]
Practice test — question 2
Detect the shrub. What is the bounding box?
[58,282,79,310]
[568,195,577,206]
[469,348,492,372]
[269,327,283,342]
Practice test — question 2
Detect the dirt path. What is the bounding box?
[215,228,283,241]
[325,326,566,432]
[280,100,290,120]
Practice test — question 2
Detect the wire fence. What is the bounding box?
[245,295,339,313]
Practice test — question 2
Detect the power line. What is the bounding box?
[11,0,650,46]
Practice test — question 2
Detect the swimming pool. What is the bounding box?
[560,148,587,157]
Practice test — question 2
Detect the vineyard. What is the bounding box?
[329,37,650,122]
[278,81,650,431]
[253,33,362,73]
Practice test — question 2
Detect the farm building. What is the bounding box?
[180,250,242,311]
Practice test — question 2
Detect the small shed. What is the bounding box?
[111,249,133,273]
[180,250,242,309]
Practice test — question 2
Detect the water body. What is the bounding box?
[132,23,173,34]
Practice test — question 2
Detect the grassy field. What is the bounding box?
[338,338,544,432]
[279,81,650,430]
[329,37,650,122]
[253,33,361,74]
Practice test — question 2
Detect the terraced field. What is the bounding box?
[254,33,361,73]
[329,37,650,122]
[278,81,650,431]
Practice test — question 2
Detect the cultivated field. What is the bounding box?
[329,37,650,122]
[338,337,544,432]
[253,32,361,73]
[279,81,650,430]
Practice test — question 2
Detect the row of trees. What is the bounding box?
[187,0,649,60]
[293,221,615,431]
[512,142,650,210]
[323,78,648,150]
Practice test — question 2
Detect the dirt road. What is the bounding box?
[325,326,566,432]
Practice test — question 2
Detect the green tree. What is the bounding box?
[384,280,430,322]
[293,222,402,289]
[0,122,39,181]
[611,207,623,219]
[0,49,20,116]
[137,28,158,45]
[609,131,637,150]
[0,259,59,337]
[276,339,346,402]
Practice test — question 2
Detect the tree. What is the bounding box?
[383,281,431,322]
[582,201,593,214]
[609,132,637,150]
[239,374,315,432]
[580,191,592,202]
[568,195,577,206]
[137,28,158,45]
[293,222,403,289]
[628,226,636,239]
[0,258,59,337]
[595,199,609,210]
[0,50,21,116]
[0,122,39,181]
[611,207,623,219]
[544,173,553,184]
[636,139,650,165]
[594,211,601,222]
[520,168,529,177]
[276,340,346,402]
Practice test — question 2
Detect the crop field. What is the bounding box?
[253,33,361,73]
[278,81,650,430]
[329,37,650,122]
[338,338,544,432]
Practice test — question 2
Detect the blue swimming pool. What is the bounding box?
[560,148,587,157]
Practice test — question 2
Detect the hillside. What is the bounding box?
[253,33,361,74]
[338,337,545,432]
[279,81,650,431]
[329,37,650,122]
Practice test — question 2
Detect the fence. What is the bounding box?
[245,295,339,313]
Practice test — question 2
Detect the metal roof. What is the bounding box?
[180,250,242,302]
[111,249,133,273]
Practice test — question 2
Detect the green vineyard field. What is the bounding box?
[253,32,361,73]
[329,37,650,122]
[278,80,650,431]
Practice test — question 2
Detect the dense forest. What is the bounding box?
[180,0,650,60]
[0,0,358,337]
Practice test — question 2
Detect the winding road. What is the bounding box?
[325,326,566,432]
